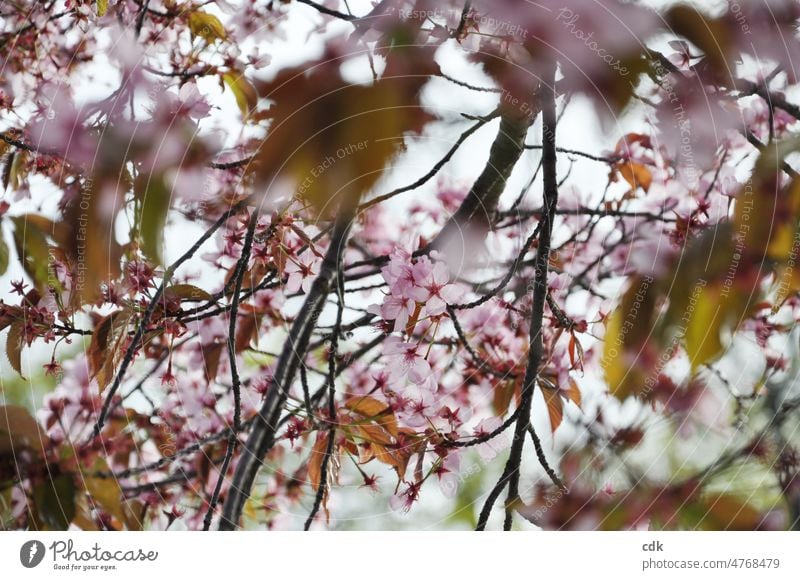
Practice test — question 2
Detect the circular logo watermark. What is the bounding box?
[20,540,46,568]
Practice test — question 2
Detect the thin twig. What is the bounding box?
[202,210,258,530]
[477,61,558,531]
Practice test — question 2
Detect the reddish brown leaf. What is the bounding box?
[201,342,224,385]
[344,395,398,438]
[164,284,213,302]
[492,379,517,417]
[0,405,46,455]
[540,383,564,433]
[247,46,436,215]
[87,311,131,392]
[234,304,263,352]
[353,424,394,447]
[615,161,652,192]
[308,430,330,491]
[566,377,582,409]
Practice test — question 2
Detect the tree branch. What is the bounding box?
[304,268,344,529]
[429,101,537,250]
[90,198,251,440]
[202,210,258,530]
[219,200,358,530]
[476,61,558,531]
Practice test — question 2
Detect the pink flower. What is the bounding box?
[547,272,570,294]
[436,452,462,498]
[473,417,511,462]
[383,336,434,388]
[368,293,416,333]
[667,40,693,69]
[409,260,463,315]
[370,245,462,330]
[177,82,211,120]
[389,482,421,513]
[381,246,416,294]
[285,253,320,294]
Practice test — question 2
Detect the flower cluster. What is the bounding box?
[370,246,463,333]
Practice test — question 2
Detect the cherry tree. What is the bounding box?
[1,0,800,531]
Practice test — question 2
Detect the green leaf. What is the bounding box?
[135,174,170,265]
[97,0,108,17]
[223,72,258,119]
[0,234,8,276]
[11,216,51,291]
[188,11,227,43]
[33,475,76,531]
[84,474,125,522]
[5,321,25,378]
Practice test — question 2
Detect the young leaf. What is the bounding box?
[540,382,564,433]
[164,284,214,303]
[223,72,258,119]
[492,379,517,417]
[188,11,227,44]
[135,174,171,265]
[0,234,9,276]
[615,161,652,192]
[5,321,25,378]
[0,405,46,455]
[84,476,125,523]
[11,216,51,292]
[33,475,76,531]
[87,311,131,393]
[344,396,398,437]
[307,430,330,491]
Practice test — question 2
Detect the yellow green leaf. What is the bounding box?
[683,284,724,371]
[0,235,9,276]
[188,11,227,44]
[223,72,258,119]
[11,216,51,292]
[135,173,171,265]
[84,476,125,522]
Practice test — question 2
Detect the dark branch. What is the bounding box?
[219,200,358,530]
[202,210,258,530]
[476,61,558,531]
[90,198,251,440]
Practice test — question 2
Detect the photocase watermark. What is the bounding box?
[26,539,160,572]
[73,177,94,295]
[638,278,707,399]
[729,1,751,35]
[526,485,570,522]
[650,57,701,190]
[156,415,178,458]
[556,8,630,76]
[721,179,753,298]
[601,275,655,369]
[386,6,529,40]
[297,139,370,197]
[19,540,46,568]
